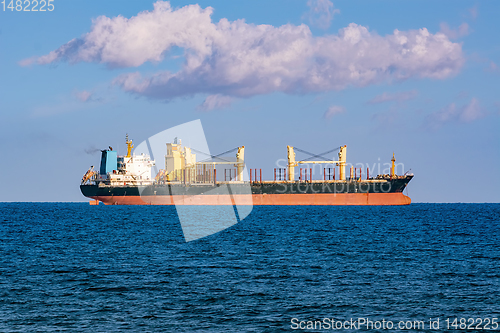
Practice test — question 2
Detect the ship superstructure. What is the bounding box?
[83,135,155,187]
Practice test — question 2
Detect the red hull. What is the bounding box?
[91,193,411,206]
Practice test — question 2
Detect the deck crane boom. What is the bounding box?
[287,145,347,181]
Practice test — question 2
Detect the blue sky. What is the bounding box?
[0,0,499,202]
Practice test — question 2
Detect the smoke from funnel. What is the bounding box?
[84,146,101,155]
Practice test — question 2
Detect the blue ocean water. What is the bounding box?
[0,203,499,332]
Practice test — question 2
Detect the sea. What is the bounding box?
[1,203,499,332]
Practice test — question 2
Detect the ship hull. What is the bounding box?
[81,177,412,206]
[89,193,411,206]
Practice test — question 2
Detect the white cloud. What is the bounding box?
[368,90,418,104]
[468,5,478,20]
[459,98,482,122]
[324,105,345,119]
[303,0,340,29]
[18,56,38,67]
[198,94,232,111]
[73,90,92,102]
[24,2,216,68]
[425,98,483,129]
[486,61,498,73]
[439,22,469,40]
[24,1,465,101]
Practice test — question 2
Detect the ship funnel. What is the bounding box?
[100,150,117,175]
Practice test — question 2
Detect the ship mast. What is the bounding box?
[391,152,396,178]
[126,134,134,158]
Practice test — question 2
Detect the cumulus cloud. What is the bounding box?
[198,94,232,111]
[303,0,340,29]
[439,22,469,40]
[368,90,418,104]
[73,90,92,102]
[24,1,465,101]
[324,105,345,119]
[425,98,483,129]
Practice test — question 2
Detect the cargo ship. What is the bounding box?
[80,135,413,205]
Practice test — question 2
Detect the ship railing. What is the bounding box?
[155,165,247,185]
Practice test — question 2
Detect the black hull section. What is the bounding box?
[81,176,412,198]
